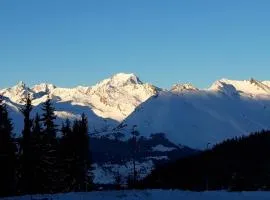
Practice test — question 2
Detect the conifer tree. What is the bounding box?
[58,119,74,192]
[72,114,92,191]
[20,94,33,142]
[40,96,58,193]
[31,113,43,194]
[0,96,16,197]
[130,125,140,187]
[41,96,57,138]
[78,113,92,191]
[19,93,33,194]
[61,118,72,138]
[32,113,42,137]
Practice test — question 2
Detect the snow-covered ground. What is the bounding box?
[3,190,270,200]
[152,144,176,152]
[92,161,154,185]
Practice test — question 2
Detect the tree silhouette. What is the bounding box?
[0,95,16,197]
[41,96,57,138]
[19,93,34,194]
[40,96,58,193]
[31,113,43,194]
[72,113,92,191]
[130,125,140,188]
[143,130,270,191]
[58,119,75,192]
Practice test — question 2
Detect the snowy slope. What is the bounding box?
[117,78,270,149]
[0,73,158,134]
[89,132,196,185]
[210,78,270,96]
[4,190,270,200]
[92,161,154,185]
[2,75,270,150]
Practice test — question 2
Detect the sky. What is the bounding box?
[1,0,270,89]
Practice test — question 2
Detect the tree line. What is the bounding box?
[0,95,92,197]
[142,130,270,191]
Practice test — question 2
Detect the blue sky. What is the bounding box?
[1,0,270,89]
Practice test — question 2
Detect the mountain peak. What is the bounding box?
[209,80,239,97]
[171,83,198,93]
[15,81,26,89]
[11,81,29,94]
[209,78,270,95]
[111,73,142,86]
[32,83,56,93]
[94,73,142,89]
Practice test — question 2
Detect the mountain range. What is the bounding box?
[2,73,270,150]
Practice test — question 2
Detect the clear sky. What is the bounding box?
[1,0,270,89]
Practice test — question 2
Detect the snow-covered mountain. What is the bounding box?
[0,73,158,134]
[115,78,270,149]
[3,74,270,183]
[2,74,270,150]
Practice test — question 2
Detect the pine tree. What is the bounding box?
[58,116,92,192]
[32,113,42,137]
[78,113,92,191]
[40,96,58,193]
[61,118,72,137]
[58,119,75,192]
[72,114,92,191]
[0,96,16,197]
[130,125,140,188]
[20,94,33,141]
[19,93,34,194]
[41,96,57,138]
[31,113,43,194]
